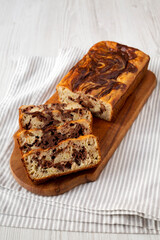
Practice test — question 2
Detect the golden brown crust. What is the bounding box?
[111,60,149,120]
[57,41,150,120]
[22,134,101,184]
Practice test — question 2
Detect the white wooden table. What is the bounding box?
[0,0,160,239]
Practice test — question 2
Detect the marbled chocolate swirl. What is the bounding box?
[70,42,137,98]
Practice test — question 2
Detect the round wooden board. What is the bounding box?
[10,71,156,196]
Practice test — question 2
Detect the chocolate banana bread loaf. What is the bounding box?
[17,119,92,154]
[57,41,150,121]
[22,135,101,183]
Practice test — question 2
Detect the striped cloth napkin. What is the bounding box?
[0,48,160,233]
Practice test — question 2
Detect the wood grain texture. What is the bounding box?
[10,70,156,196]
[1,0,160,238]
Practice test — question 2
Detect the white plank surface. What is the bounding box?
[0,0,160,239]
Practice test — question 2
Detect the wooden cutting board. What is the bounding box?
[10,70,156,196]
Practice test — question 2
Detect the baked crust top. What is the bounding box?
[57,41,150,105]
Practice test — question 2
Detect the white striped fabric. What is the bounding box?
[0,49,160,233]
[1,188,160,232]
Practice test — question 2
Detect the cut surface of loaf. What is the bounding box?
[19,102,82,115]
[17,119,92,154]
[57,41,150,121]
[19,107,92,130]
[22,135,101,183]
